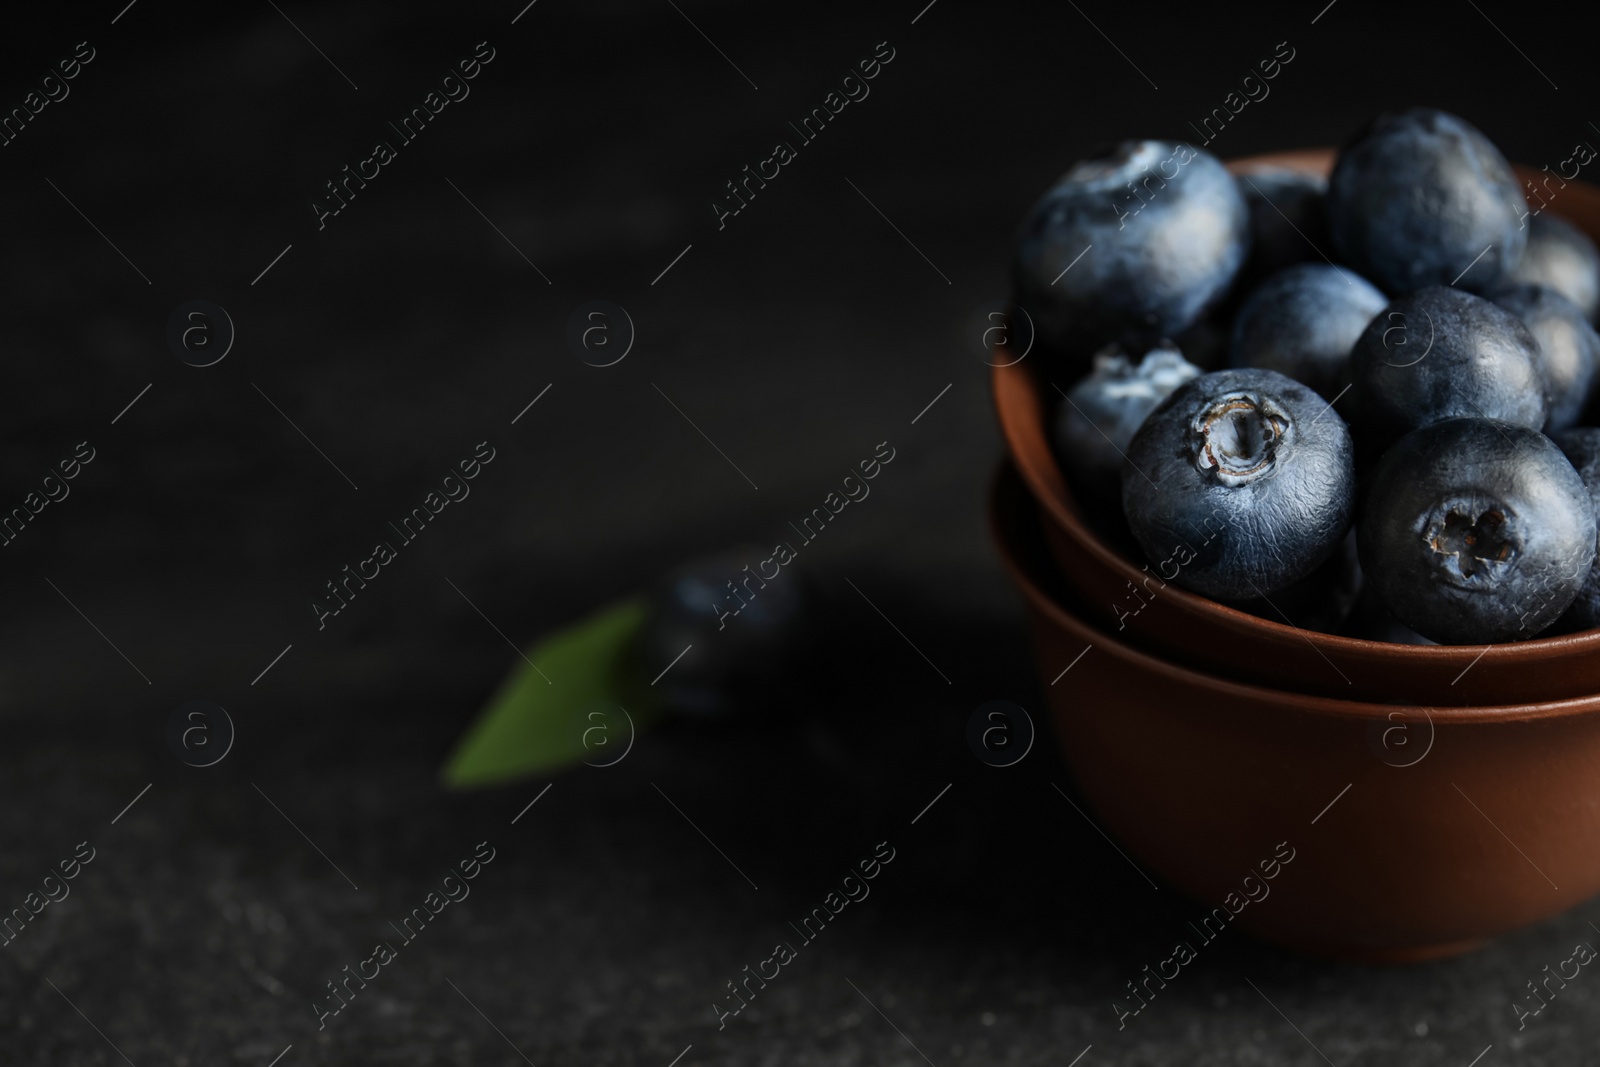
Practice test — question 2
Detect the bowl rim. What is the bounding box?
[993,146,1600,668]
[989,460,1600,723]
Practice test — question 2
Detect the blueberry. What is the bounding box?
[1359,418,1595,644]
[1054,345,1201,502]
[1121,368,1356,599]
[1013,140,1249,366]
[1349,286,1546,456]
[1229,263,1387,401]
[1235,166,1330,284]
[1552,427,1600,630]
[1489,284,1600,432]
[636,549,806,716]
[1500,213,1600,322]
[1327,109,1527,294]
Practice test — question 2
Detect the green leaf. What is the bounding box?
[441,597,663,789]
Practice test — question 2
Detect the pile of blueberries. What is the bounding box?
[1015,108,1600,645]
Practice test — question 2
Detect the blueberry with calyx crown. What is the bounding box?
[1122,368,1355,599]
[1359,418,1595,644]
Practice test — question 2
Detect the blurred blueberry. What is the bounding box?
[1327,109,1527,294]
[1053,345,1201,502]
[1553,428,1600,631]
[1359,418,1595,644]
[1349,286,1546,457]
[1229,263,1386,401]
[1501,213,1600,322]
[636,549,806,717]
[1489,283,1600,432]
[1122,368,1356,599]
[1235,166,1330,284]
[1013,140,1249,368]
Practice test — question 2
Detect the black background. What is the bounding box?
[2,0,1598,1063]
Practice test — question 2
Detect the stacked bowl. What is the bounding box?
[992,149,1600,962]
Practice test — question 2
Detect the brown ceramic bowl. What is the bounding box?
[991,460,1600,962]
[994,148,1600,705]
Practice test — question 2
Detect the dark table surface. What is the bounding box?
[4,1,1600,1063]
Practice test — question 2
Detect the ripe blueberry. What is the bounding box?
[1500,213,1600,322]
[1349,286,1546,456]
[1013,140,1249,367]
[1121,368,1356,599]
[1359,418,1595,644]
[1489,283,1600,432]
[1327,108,1527,294]
[1229,263,1387,402]
[1053,345,1201,502]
